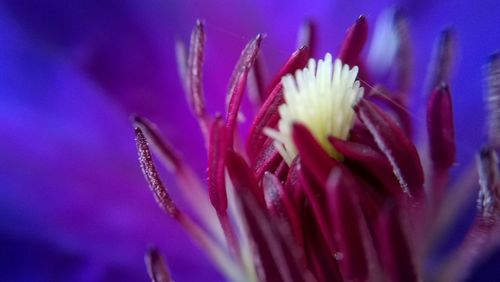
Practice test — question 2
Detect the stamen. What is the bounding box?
[477,147,500,223]
[265,53,364,163]
[485,52,500,148]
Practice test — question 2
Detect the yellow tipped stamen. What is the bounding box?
[264,53,364,164]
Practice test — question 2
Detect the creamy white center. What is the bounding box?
[265,53,364,164]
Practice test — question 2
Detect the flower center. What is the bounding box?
[265,53,364,164]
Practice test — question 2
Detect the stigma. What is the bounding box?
[265,53,364,164]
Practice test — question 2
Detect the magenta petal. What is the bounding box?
[355,99,424,197]
[248,83,284,163]
[329,136,401,198]
[263,172,304,249]
[247,54,267,106]
[338,16,368,67]
[225,34,262,148]
[285,158,306,210]
[299,169,336,251]
[266,46,310,97]
[274,160,290,181]
[227,34,263,108]
[376,205,418,282]
[327,168,368,281]
[247,46,310,161]
[263,172,288,219]
[226,71,248,148]
[208,116,228,214]
[292,123,337,251]
[349,123,380,153]
[225,34,262,135]
[254,138,283,179]
[302,206,343,282]
[292,123,335,185]
[145,247,173,282]
[226,151,311,282]
[225,150,265,209]
[427,83,456,168]
[368,87,413,137]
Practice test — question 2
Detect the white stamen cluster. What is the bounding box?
[265,53,364,164]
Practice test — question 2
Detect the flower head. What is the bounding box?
[133,13,500,282]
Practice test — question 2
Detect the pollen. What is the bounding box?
[264,53,364,164]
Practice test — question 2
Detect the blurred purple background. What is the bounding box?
[1,0,499,281]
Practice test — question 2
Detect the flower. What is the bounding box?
[2,1,500,281]
[134,11,500,282]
